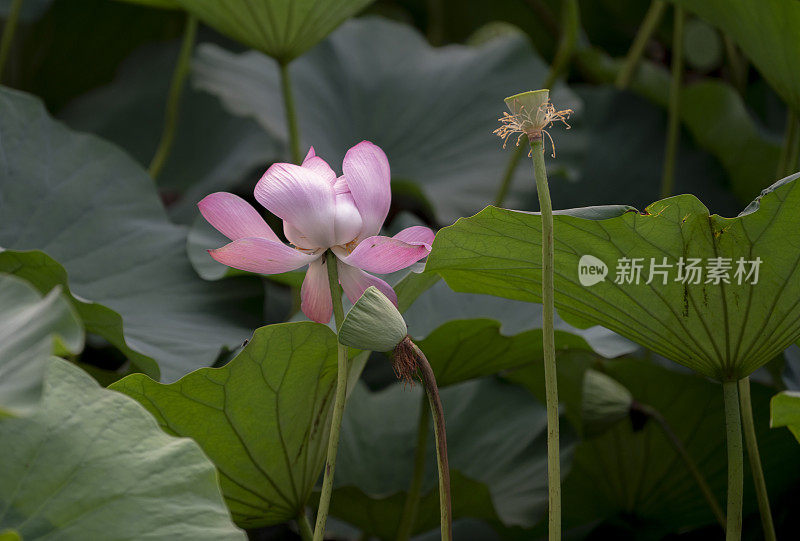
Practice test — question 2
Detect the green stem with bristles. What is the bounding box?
[738,377,776,541]
[298,510,313,541]
[0,0,23,84]
[660,5,684,199]
[0,0,22,81]
[723,380,743,541]
[723,35,747,93]
[776,110,799,179]
[410,342,452,541]
[530,135,561,541]
[280,61,302,164]
[616,0,667,90]
[148,14,198,180]
[313,251,348,541]
[395,395,430,541]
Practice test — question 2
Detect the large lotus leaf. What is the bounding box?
[0,274,82,417]
[674,0,800,114]
[0,87,262,382]
[404,279,637,359]
[191,17,570,223]
[192,17,746,222]
[113,0,180,9]
[558,359,800,535]
[59,41,278,224]
[427,173,800,381]
[324,378,574,538]
[111,322,338,528]
[771,391,800,443]
[175,0,375,63]
[416,319,592,388]
[0,358,245,540]
[577,48,783,203]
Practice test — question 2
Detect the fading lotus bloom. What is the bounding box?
[198,141,435,324]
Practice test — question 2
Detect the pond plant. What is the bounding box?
[1,1,800,541]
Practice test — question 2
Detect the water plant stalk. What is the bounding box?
[530,135,561,541]
[409,341,452,541]
[660,5,684,199]
[395,396,430,541]
[148,14,198,180]
[298,511,313,541]
[776,110,799,179]
[723,380,743,541]
[738,377,776,541]
[0,0,22,84]
[723,35,747,93]
[616,0,666,90]
[279,61,302,164]
[313,251,349,541]
[637,403,725,527]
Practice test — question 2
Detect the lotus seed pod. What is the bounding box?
[581,369,634,438]
[338,286,408,352]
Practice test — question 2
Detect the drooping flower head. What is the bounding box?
[198,141,435,323]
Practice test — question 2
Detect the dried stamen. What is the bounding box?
[493,99,573,158]
[392,336,419,388]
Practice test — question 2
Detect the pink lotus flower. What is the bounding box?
[198,141,435,324]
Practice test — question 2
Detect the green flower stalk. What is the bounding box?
[339,287,452,541]
[495,89,571,541]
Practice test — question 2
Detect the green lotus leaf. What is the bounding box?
[191,17,562,223]
[427,173,800,381]
[111,322,338,528]
[0,358,244,540]
[322,378,575,538]
[556,359,800,535]
[771,391,800,443]
[674,0,800,114]
[112,0,180,9]
[0,87,262,382]
[175,0,375,63]
[577,47,782,204]
[0,274,82,417]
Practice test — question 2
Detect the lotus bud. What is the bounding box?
[338,286,408,352]
[581,369,634,437]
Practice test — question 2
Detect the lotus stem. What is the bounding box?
[148,14,198,180]
[298,510,314,541]
[530,135,561,541]
[0,0,22,84]
[410,341,452,541]
[637,403,725,527]
[660,5,683,199]
[723,35,747,93]
[494,144,526,207]
[776,110,799,179]
[313,251,349,541]
[395,395,430,541]
[493,0,578,208]
[738,377,776,541]
[723,380,743,541]
[616,0,667,90]
[279,61,302,164]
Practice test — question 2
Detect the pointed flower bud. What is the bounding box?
[581,369,634,437]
